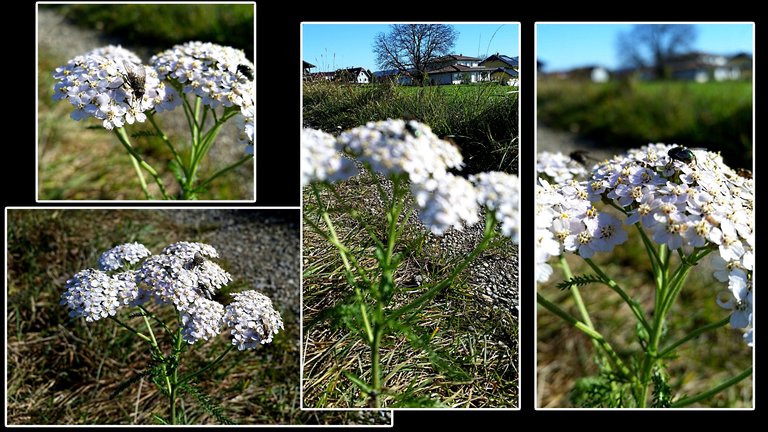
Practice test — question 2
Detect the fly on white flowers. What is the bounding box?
[537,145,754,346]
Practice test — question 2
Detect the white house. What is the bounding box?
[334,67,372,84]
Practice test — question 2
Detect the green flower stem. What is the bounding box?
[559,256,595,329]
[108,316,151,343]
[584,258,651,334]
[634,223,661,278]
[114,128,170,199]
[658,316,730,358]
[671,366,752,408]
[146,113,185,176]
[137,305,172,335]
[370,324,384,408]
[179,344,236,387]
[138,312,173,399]
[536,292,633,380]
[169,328,184,425]
[311,184,374,343]
[194,155,253,193]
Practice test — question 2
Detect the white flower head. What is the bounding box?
[411,173,480,235]
[537,151,589,183]
[53,46,170,128]
[301,128,358,186]
[337,119,463,184]
[180,298,225,344]
[138,242,231,311]
[224,290,284,350]
[61,269,124,321]
[98,242,152,271]
[470,171,520,242]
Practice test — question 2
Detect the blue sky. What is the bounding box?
[537,23,753,71]
[302,23,519,72]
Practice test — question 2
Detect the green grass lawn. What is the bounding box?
[303,81,518,175]
[537,79,752,169]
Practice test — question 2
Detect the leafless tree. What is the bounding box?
[373,24,458,86]
[617,24,697,79]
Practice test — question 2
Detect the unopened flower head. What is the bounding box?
[337,119,463,184]
[60,268,136,322]
[98,242,152,271]
[224,290,284,350]
[301,128,358,186]
[53,46,178,129]
[470,171,520,242]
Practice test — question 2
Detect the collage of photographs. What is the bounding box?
[6,1,755,428]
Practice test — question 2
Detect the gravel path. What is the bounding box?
[158,210,300,317]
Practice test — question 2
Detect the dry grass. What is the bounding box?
[6,209,388,425]
[537,228,753,408]
[302,174,518,409]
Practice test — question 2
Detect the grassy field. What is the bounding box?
[37,6,253,200]
[537,226,753,408]
[55,3,253,58]
[303,82,519,175]
[5,209,388,425]
[302,175,519,408]
[537,79,752,169]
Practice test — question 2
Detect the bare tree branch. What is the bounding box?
[373,24,458,85]
[616,24,697,79]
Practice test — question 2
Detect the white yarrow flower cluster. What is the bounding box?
[151,41,254,153]
[180,298,225,344]
[337,119,463,184]
[224,290,284,350]
[61,268,144,321]
[139,242,231,310]
[338,120,478,234]
[301,128,358,186]
[537,144,754,346]
[537,151,590,183]
[98,242,152,271]
[470,171,521,241]
[303,119,521,239]
[64,241,282,349]
[52,45,178,129]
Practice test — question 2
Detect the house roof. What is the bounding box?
[481,54,518,68]
[337,67,371,76]
[428,64,494,74]
[493,67,518,77]
[433,54,482,62]
[303,60,315,69]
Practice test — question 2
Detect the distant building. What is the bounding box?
[333,67,373,84]
[480,54,519,86]
[665,51,746,82]
[307,71,335,82]
[303,61,315,78]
